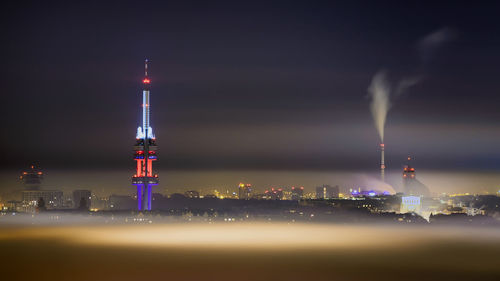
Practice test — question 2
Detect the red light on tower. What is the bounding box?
[132,59,158,211]
[380,143,385,182]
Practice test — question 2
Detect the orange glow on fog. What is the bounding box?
[2,223,500,250]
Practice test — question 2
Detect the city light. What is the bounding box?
[2,3,500,280]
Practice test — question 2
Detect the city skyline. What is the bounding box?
[2,2,500,280]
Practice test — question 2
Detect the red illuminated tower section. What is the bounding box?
[403,156,416,192]
[403,157,415,180]
[132,59,158,211]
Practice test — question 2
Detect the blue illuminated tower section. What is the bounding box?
[132,59,158,211]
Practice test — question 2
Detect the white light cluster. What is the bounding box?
[136,126,155,139]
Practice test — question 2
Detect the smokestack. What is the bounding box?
[380,143,385,182]
[368,72,389,182]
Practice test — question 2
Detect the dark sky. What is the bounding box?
[1,0,500,171]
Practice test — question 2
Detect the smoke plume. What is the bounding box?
[368,27,456,143]
[368,71,391,142]
[418,27,457,64]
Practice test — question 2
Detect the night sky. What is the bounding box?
[2,0,500,171]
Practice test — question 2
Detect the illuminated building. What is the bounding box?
[291,186,304,200]
[6,200,22,212]
[131,60,159,211]
[185,190,200,198]
[20,164,63,210]
[20,163,43,190]
[263,187,284,200]
[464,206,485,216]
[90,194,108,211]
[361,190,378,197]
[315,185,339,199]
[282,189,292,200]
[73,190,91,209]
[402,157,430,197]
[22,190,64,209]
[400,196,421,214]
[251,193,268,200]
[238,183,252,200]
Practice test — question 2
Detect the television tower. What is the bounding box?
[132,59,159,211]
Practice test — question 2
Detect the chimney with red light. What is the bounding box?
[380,143,385,182]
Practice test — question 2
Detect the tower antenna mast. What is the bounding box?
[132,59,159,211]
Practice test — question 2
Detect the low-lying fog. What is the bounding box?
[1,220,500,281]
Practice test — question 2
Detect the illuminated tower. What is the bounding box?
[402,156,430,197]
[20,163,43,190]
[402,156,415,188]
[380,143,385,182]
[132,59,159,211]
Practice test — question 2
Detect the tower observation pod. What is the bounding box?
[132,59,159,211]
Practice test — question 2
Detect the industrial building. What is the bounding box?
[402,157,430,197]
